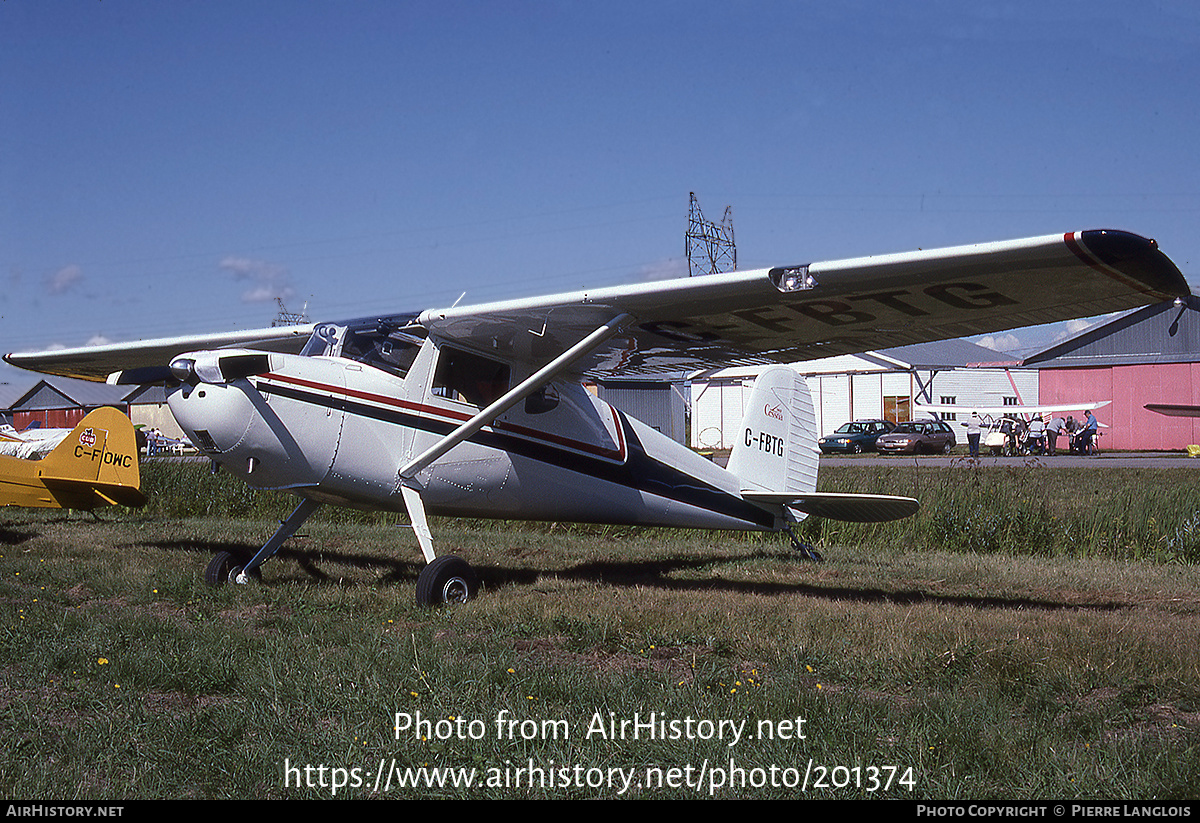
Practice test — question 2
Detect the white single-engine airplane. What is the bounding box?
[5,230,1190,605]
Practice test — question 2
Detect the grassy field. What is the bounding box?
[1,461,1198,799]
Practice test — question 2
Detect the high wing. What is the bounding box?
[4,230,1189,381]
[914,400,1113,418]
[416,230,1189,377]
[0,423,74,460]
[4,324,314,382]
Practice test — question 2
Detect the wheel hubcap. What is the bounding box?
[441,576,470,604]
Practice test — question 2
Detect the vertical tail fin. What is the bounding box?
[726,365,818,496]
[727,367,920,524]
[39,407,146,508]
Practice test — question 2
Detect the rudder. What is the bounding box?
[726,365,818,497]
[39,407,146,508]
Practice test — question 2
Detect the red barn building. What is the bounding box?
[1023,297,1200,452]
[0,376,139,433]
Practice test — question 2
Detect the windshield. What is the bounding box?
[835,423,864,434]
[300,318,426,379]
[300,323,344,358]
[892,422,923,433]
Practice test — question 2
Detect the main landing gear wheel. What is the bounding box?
[416,555,478,607]
[204,551,261,587]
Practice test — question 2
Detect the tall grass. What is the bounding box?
[803,461,1200,562]
[135,461,398,523]
[135,459,1200,562]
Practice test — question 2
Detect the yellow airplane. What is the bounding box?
[0,407,146,510]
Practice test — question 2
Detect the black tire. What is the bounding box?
[205,551,235,587]
[416,555,478,607]
[204,551,261,587]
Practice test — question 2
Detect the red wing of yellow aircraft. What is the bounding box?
[0,407,146,510]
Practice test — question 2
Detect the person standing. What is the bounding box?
[1027,415,1046,454]
[1046,416,1065,456]
[1065,415,1079,452]
[962,412,982,458]
[1080,410,1100,455]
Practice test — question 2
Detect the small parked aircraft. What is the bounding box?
[0,407,146,510]
[913,401,1112,420]
[0,421,75,460]
[5,230,1189,604]
[914,400,1113,454]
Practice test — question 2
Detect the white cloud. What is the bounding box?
[1053,311,1123,342]
[639,257,689,282]
[45,264,83,295]
[1061,318,1095,337]
[976,333,1021,353]
[219,257,295,304]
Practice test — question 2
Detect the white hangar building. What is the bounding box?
[689,339,1035,450]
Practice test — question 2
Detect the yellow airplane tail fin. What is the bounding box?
[38,407,147,508]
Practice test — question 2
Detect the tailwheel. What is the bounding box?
[204,551,261,587]
[205,551,236,587]
[416,555,478,607]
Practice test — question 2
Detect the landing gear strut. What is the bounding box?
[204,498,320,587]
[782,523,824,562]
[204,550,262,586]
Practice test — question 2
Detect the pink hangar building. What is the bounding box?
[1022,297,1200,452]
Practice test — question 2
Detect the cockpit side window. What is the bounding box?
[432,346,511,407]
[342,329,423,379]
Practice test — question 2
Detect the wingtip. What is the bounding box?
[1070,229,1190,300]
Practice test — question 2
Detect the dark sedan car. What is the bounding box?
[876,420,956,454]
[818,419,895,454]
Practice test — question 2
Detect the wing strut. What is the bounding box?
[398,313,633,482]
[395,313,633,562]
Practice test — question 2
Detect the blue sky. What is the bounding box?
[3,1,1200,381]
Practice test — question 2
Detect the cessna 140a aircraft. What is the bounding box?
[5,230,1190,605]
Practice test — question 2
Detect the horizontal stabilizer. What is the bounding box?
[743,491,919,523]
[41,478,148,508]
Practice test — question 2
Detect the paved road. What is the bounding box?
[819,452,1198,469]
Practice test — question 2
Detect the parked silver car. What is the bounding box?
[876,420,956,454]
